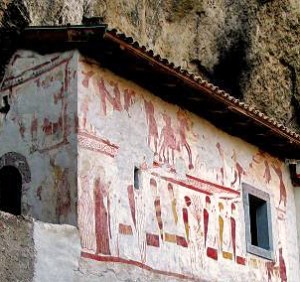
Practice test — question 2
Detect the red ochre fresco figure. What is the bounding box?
[263,160,272,184]
[144,99,159,154]
[279,247,287,282]
[271,164,287,207]
[124,89,135,114]
[150,178,158,196]
[230,203,236,260]
[231,150,246,186]
[203,196,211,247]
[127,185,136,228]
[182,207,189,242]
[30,113,38,141]
[50,160,71,222]
[154,197,164,240]
[189,196,202,234]
[216,142,226,185]
[218,202,224,252]
[80,95,90,129]
[150,178,164,240]
[159,113,177,166]
[94,177,111,255]
[183,196,191,242]
[98,78,122,116]
[81,70,94,88]
[266,260,276,282]
[252,150,272,182]
[252,150,272,184]
[265,247,287,282]
[167,183,178,224]
[56,168,71,222]
[79,174,94,250]
[42,117,63,136]
[177,109,194,169]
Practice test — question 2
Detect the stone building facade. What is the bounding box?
[0,26,300,281]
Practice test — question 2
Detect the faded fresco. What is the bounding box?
[0,50,298,281]
[77,57,299,281]
[0,51,78,225]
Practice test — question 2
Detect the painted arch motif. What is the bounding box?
[0,152,31,185]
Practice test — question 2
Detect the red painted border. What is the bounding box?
[1,57,72,91]
[186,174,240,195]
[81,252,203,281]
[78,130,119,158]
[151,172,240,196]
[152,172,212,196]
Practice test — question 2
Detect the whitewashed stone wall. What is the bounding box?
[1,50,299,281]
[77,55,300,281]
[0,51,78,225]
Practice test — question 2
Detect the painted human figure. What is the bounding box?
[231,150,246,187]
[94,177,111,255]
[81,70,94,88]
[80,95,90,129]
[279,247,287,282]
[271,164,287,208]
[177,109,194,169]
[204,196,218,260]
[159,113,177,166]
[218,202,232,259]
[168,183,178,224]
[127,185,136,228]
[98,78,122,116]
[144,100,159,154]
[56,168,71,223]
[252,150,271,183]
[31,113,38,141]
[216,142,227,186]
[183,196,191,242]
[79,173,95,251]
[203,196,210,247]
[150,178,164,240]
[230,203,236,260]
[124,89,135,114]
[218,202,224,252]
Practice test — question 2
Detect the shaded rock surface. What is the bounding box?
[0,0,300,130]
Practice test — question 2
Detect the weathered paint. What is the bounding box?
[0,50,299,281]
[0,50,78,225]
[77,56,300,281]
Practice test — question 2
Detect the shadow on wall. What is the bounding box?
[0,165,22,215]
[0,152,31,216]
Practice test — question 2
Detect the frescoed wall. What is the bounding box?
[77,57,300,281]
[0,50,78,225]
[0,50,299,281]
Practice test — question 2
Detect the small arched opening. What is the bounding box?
[0,166,22,215]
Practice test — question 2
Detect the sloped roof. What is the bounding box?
[2,24,300,159]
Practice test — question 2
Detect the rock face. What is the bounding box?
[0,0,300,130]
[0,213,34,282]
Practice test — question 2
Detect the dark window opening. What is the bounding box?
[249,194,270,250]
[0,166,22,215]
[134,167,140,189]
[243,183,274,260]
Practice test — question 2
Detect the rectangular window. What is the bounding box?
[134,167,140,189]
[243,183,274,260]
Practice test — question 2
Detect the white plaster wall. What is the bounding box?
[33,221,81,282]
[0,50,78,225]
[76,56,300,281]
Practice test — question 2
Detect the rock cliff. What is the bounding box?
[1,0,300,130]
